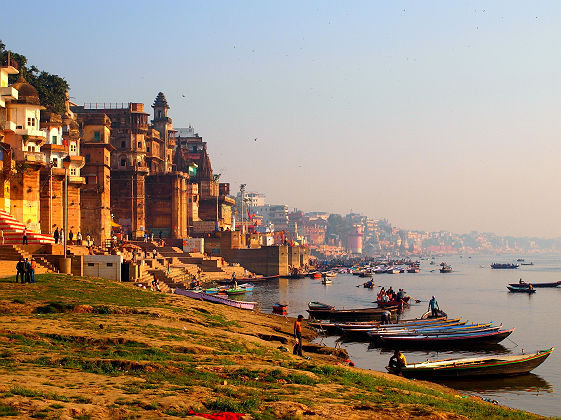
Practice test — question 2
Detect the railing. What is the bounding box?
[83,103,130,110]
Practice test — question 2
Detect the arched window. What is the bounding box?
[120,158,126,167]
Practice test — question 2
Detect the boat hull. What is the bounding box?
[378,328,515,347]
[307,306,398,322]
[175,289,257,310]
[508,281,561,288]
[388,348,553,378]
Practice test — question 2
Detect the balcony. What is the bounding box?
[0,86,18,101]
[15,128,47,139]
[14,150,47,166]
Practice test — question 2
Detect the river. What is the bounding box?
[245,254,561,417]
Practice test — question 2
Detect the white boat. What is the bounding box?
[321,278,332,284]
[175,289,257,310]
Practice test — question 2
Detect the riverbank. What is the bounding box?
[0,274,544,419]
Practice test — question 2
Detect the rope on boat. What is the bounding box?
[506,337,519,348]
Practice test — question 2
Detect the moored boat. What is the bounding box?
[386,348,554,378]
[272,303,288,315]
[377,328,515,347]
[308,301,335,310]
[376,296,411,307]
[307,306,399,322]
[215,275,279,285]
[440,265,453,273]
[175,288,257,310]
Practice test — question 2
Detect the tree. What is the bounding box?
[1,40,69,115]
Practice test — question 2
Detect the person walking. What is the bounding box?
[76,231,82,246]
[29,258,36,283]
[293,315,304,357]
[53,227,59,244]
[22,227,28,245]
[15,258,24,283]
[428,296,440,318]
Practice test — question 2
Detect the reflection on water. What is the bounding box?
[244,255,561,417]
[436,373,553,394]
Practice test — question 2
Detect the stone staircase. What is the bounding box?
[0,245,55,276]
[0,209,55,244]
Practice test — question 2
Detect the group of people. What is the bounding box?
[53,227,93,247]
[377,287,407,303]
[15,257,37,283]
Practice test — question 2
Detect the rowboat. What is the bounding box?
[321,278,332,284]
[508,281,561,288]
[386,348,554,378]
[377,328,515,347]
[491,263,519,269]
[309,315,452,333]
[272,303,288,315]
[175,289,257,310]
[440,266,453,273]
[307,306,399,322]
[407,267,420,273]
[308,301,335,310]
[342,320,467,336]
[507,285,536,294]
[309,272,322,279]
[215,275,279,285]
[376,296,410,307]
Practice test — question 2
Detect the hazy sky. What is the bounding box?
[4,1,560,237]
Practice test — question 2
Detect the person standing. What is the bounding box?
[69,230,74,245]
[293,315,304,357]
[29,258,36,283]
[76,231,82,246]
[22,227,28,245]
[428,296,440,317]
[23,258,31,283]
[53,227,59,244]
[0,228,4,244]
[15,258,24,283]
[60,228,64,246]
[143,232,148,242]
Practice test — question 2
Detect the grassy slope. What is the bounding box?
[0,274,546,419]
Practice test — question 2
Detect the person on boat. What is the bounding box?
[519,278,525,284]
[377,287,385,300]
[387,287,395,300]
[428,296,439,317]
[528,284,534,291]
[294,315,304,357]
[389,350,407,373]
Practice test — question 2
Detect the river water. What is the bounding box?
[244,254,561,417]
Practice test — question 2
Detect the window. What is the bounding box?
[52,135,58,145]
[107,263,113,267]
[70,143,77,153]
[52,158,58,167]
[87,263,95,267]
[147,146,150,153]
[94,131,100,142]
[85,154,90,163]
[138,142,142,148]
[120,158,126,167]
[105,157,109,164]
[121,141,126,148]
[27,117,32,127]
[70,168,77,176]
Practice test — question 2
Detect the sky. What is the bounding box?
[3,1,560,237]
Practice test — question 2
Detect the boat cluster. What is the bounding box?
[348,261,421,277]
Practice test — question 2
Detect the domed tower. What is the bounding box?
[151,92,175,172]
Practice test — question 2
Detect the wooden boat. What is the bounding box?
[272,303,288,315]
[309,315,452,333]
[344,320,466,336]
[363,281,375,288]
[386,348,554,378]
[308,301,335,310]
[309,272,322,279]
[508,281,560,288]
[204,287,220,294]
[520,262,534,266]
[376,296,410,307]
[407,267,420,273]
[324,272,337,277]
[440,266,452,273]
[175,289,257,310]
[491,263,519,269]
[215,275,279,285]
[377,328,515,347]
[507,285,536,294]
[321,278,332,285]
[238,283,254,291]
[307,306,399,322]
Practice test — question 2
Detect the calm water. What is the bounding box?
[244,255,561,417]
